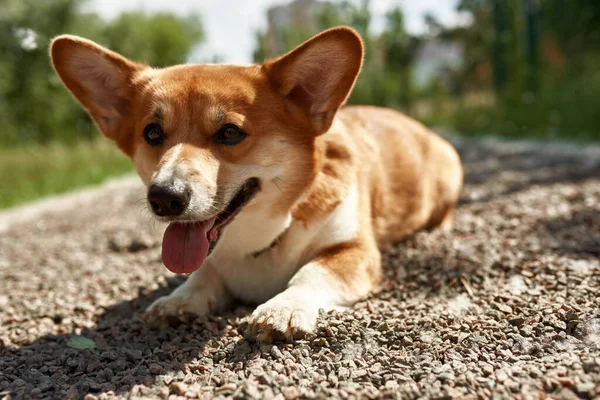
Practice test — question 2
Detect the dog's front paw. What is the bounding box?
[142,288,215,329]
[243,295,320,343]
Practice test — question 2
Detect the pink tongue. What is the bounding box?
[162,217,216,274]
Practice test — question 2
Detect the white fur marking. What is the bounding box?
[247,262,350,338]
[162,143,182,168]
[309,183,359,250]
[212,184,359,304]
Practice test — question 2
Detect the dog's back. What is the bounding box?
[333,105,463,244]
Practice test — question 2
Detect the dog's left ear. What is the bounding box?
[263,26,364,134]
[50,35,143,153]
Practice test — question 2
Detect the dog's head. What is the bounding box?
[50,26,363,273]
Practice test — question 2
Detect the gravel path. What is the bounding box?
[1,138,599,400]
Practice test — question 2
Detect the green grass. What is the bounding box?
[0,140,134,209]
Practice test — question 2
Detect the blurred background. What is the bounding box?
[1,0,599,209]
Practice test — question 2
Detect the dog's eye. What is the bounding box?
[143,123,165,146]
[213,124,247,146]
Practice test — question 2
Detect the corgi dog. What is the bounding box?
[50,26,462,342]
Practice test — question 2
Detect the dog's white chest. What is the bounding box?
[223,249,300,303]
[206,205,305,303]
[209,224,311,303]
[207,183,359,304]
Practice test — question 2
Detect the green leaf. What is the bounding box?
[66,336,97,350]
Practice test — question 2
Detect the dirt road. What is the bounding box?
[1,138,599,399]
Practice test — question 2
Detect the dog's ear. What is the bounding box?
[50,35,142,149]
[263,26,364,134]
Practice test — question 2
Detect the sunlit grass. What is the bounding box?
[0,140,134,209]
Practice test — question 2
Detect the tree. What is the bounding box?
[539,0,600,64]
[0,0,204,146]
[381,8,415,109]
[443,0,496,95]
[103,12,203,67]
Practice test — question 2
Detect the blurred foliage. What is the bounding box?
[451,0,600,139]
[0,0,203,147]
[1,0,599,148]
[0,0,597,208]
[254,0,600,140]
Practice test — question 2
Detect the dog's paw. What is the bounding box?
[242,296,320,343]
[142,289,214,329]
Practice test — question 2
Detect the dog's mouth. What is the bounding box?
[208,178,261,249]
[161,178,260,274]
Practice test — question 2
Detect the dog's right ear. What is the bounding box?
[263,26,364,135]
[50,35,143,149]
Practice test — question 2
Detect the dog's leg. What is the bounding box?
[143,262,230,328]
[439,208,455,230]
[244,241,380,343]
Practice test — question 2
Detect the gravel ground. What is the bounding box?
[1,137,600,400]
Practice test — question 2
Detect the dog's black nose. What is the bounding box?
[147,184,190,217]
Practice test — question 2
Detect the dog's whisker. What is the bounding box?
[274,176,291,185]
[272,178,284,193]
